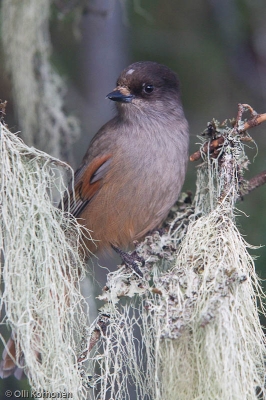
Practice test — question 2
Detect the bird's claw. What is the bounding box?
[111,244,144,278]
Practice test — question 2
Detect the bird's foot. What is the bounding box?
[111,244,144,278]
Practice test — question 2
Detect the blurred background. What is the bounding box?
[0,0,266,396]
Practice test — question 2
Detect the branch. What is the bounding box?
[245,170,266,194]
[77,314,110,363]
[190,104,266,162]
[190,104,266,195]
[190,136,225,162]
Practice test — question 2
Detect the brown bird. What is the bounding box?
[0,61,189,378]
[67,61,189,256]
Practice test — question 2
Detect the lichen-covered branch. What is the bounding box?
[190,103,266,162]
[79,103,266,400]
[247,170,266,193]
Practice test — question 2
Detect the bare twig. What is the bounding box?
[245,170,266,195]
[241,113,266,132]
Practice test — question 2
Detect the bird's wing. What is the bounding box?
[64,154,112,218]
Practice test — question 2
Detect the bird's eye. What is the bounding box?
[143,84,154,94]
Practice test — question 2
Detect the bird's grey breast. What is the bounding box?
[114,117,189,209]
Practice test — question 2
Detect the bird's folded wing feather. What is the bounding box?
[64,154,112,218]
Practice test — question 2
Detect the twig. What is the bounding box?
[190,137,225,162]
[190,104,266,196]
[77,314,110,363]
[245,170,266,195]
[190,104,266,162]
[241,113,266,132]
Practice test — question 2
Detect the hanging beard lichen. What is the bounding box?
[0,119,92,398]
[1,0,80,162]
[83,113,266,400]
[1,103,265,400]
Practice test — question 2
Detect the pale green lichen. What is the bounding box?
[84,118,266,400]
[0,121,90,398]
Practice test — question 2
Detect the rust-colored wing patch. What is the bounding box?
[67,154,112,218]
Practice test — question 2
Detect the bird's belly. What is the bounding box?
[79,155,185,253]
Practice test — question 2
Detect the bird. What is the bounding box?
[0,61,189,378]
[66,61,189,256]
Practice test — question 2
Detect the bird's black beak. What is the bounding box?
[106,89,134,103]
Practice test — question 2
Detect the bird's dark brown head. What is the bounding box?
[106,61,181,110]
